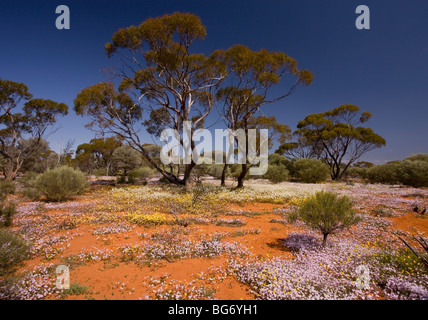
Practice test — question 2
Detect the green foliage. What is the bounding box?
[342,166,368,179]
[264,165,289,183]
[268,153,291,169]
[367,159,428,187]
[405,153,428,162]
[0,180,15,198]
[76,12,312,188]
[127,167,155,184]
[0,180,16,227]
[112,146,143,176]
[19,138,58,173]
[20,171,42,201]
[74,136,123,175]
[207,164,230,179]
[35,166,87,201]
[292,158,330,183]
[366,162,400,184]
[60,282,92,298]
[297,191,361,246]
[0,229,30,276]
[396,160,428,188]
[285,105,385,180]
[0,78,68,180]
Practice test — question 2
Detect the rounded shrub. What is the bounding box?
[35,166,87,201]
[298,191,361,246]
[292,158,330,183]
[20,171,41,201]
[264,165,289,183]
[129,167,155,181]
[0,229,30,276]
[343,166,368,179]
[396,160,428,187]
[366,162,401,185]
[0,180,17,227]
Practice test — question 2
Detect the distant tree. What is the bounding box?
[276,130,323,159]
[18,138,57,173]
[281,105,385,180]
[0,79,68,180]
[112,145,143,176]
[74,136,122,175]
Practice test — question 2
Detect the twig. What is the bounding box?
[394,233,428,268]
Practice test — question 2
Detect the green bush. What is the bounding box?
[207,164,230,179]
[20,172,41,201]
[0,180,15,197]
[0,181,17,227]
[0,229,30,276]
[292,158,330,183]
[128,167,155,183]
[93,168,107,176]
[298,191,361,246]
[343,166,368,179]
[396,160,428,187]
[367,160,428,187]
[366,162,401,184]
[264,165,289,183]
[35,166,87,201]
[0,203,16,228]
[405,153,428,162]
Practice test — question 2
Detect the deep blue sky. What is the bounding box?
[1,0,427,163]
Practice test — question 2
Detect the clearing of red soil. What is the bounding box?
[12,196,428,300]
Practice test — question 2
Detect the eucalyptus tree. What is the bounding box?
[74,136,122,175]
[0,78,68,180]
[283,104,386,180]
[217,45,313,187]
[75,12,228,186]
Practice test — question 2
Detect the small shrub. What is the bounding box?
[264,165,289,183]
[22,187,41,201]
[128,167,155,184]
[297,191,362,246]
[60,282,91,298]
[0,229,30,276]
[215,218,246,227]
[0,180,15,196]
[292,158,330,183]
[285,208,299,224]
[371,205,394,217]
[20,172,41,200]
[35,166,88,201]
[127,213,170,226]
[93,168,107,176]
[0,180,17,227]
[0,203,17,227]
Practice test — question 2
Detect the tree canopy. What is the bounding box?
[75,12,312,187]
[278,104,385,180]
[0,78,68,180]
